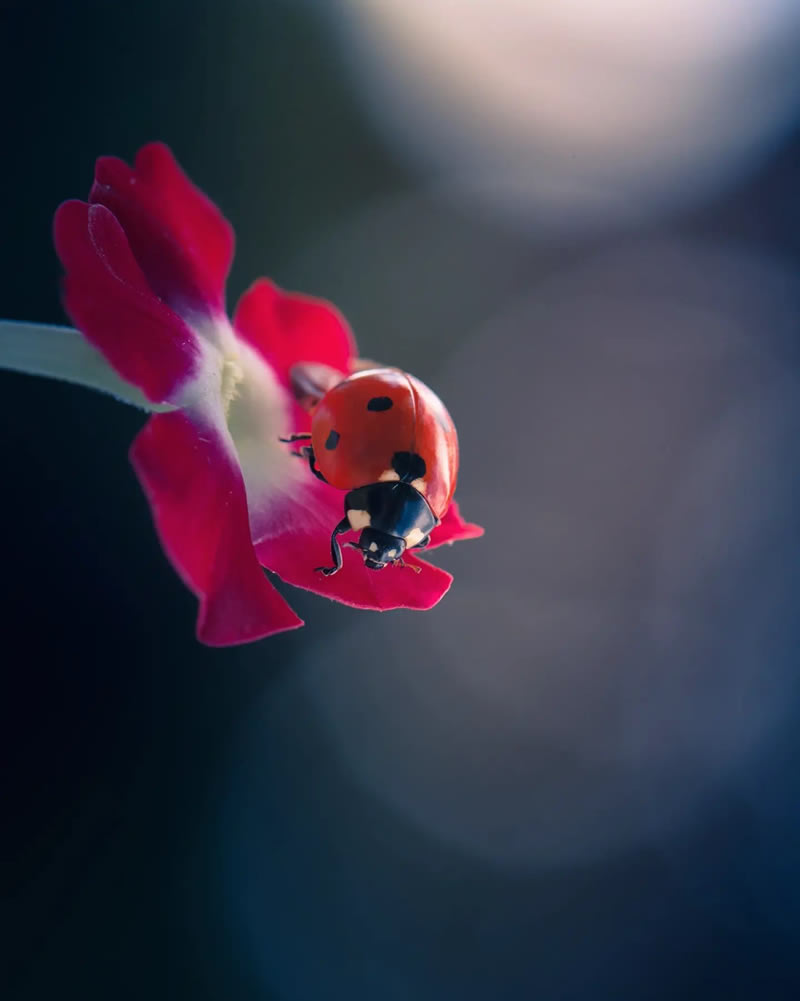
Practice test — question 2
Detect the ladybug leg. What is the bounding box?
[396,557,422,574]
[301,446,327,483]
[280,436,328,483]
[290,446,326,484]
[315,517,351,576]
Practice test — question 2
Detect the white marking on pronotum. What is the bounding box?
[410,477,427,493]
[369,541,378,552]
[347,509,371,530]
[387,548,397,558]
[379,469,400,482]
[405,527,426,548]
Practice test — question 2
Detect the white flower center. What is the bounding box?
[181,317,309,545]
[220,355,245,415]
[227,339,309,542]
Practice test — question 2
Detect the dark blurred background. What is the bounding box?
[3,1,800,998]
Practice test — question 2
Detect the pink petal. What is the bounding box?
[130,411,303,646]
[254,480,453,612]
[233,278,356,430]
[90,142,233,315]
[53,200,202,403]
[428,500,485,550]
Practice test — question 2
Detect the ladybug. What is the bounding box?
[282,365,459,576]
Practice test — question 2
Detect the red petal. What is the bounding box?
[130,411,303,646]
[233,279,356,431]
[53,200,202,403]
[428,500,485,550]
[90,142,233,315]
[254,480,453,612]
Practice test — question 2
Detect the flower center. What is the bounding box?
[220,355,245,416]
[222,338,308,543]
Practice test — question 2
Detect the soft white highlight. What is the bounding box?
[337,0,800,227]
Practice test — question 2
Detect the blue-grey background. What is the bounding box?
[3,1,800,998]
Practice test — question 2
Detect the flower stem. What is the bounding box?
[0,321,173,412]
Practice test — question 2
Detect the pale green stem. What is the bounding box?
[0,321,174,412]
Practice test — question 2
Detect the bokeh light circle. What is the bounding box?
[330,0,800,229]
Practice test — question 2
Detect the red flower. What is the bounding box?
[53,143,482,645]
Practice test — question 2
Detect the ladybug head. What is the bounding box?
[347,527,407,570]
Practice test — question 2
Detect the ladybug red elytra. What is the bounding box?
[282,365,459,575]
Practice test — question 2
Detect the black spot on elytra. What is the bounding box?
[392,451,426,481]
[325,430,340,450]
[367,396,393,412]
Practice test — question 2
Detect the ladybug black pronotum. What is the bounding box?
[282,365,459,576]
